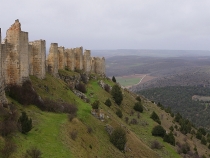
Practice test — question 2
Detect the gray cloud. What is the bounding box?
[1,0,210,50]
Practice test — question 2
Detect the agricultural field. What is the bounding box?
[116,75,142,87]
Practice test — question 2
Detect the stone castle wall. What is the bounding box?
[29,40,46,79]
[0,19,106,104]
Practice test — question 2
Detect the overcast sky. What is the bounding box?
[1,0,210,50]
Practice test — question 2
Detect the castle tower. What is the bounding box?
[65,48,75,71]
[47,43,58,76]
[83,50,91,73]
[29,40,46,79]
[3,19,29,85]
[75,47,83,70]
[58,46,66,70]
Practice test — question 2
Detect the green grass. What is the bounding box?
[12,106,73,158]
[116,77,141,87]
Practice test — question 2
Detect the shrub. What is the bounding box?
[163,132,175,146]
[130,118,138,125]
[1,140,16,158]
[70,130,78,140]
[111,85,123,105]
[18,112,32,134]
[75,82,87,93]
[151,140,162,149]
[125,117,129,123]
[104,84,110,92]
[152,125,166,137]
[201,136,207,145]
[196,131,202,140]
[25,146,42,158]
[150,111,161,124]
[43,99,78,114]
[110,127,127,151]
[87,126,93,134]
[116,109,123,118]
[198,128,206,136]
[105,98,112,107]
[81,74,88,84]
[133,102,143,113]
[112,76,116,82]
[68,113,77,122]
[136,96,141,102]
[7,80,43,108]
[92,100,99,109]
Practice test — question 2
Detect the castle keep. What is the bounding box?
[0,20,106,104]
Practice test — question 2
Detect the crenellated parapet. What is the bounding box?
[0,19,106,104]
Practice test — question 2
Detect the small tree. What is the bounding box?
[201,136,207,145]
[150,111,161,124]
[105,98,112,107]
[92,100,99,110]
[18,112,32,134]
[152,125,166,138]
[116,109,123,118]
[112,76,116,83]
[111,85,123,105]
[133,102,143,113]
[163,132,175,146]
[110,127,127,151]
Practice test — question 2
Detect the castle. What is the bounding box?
[0,20,105,104]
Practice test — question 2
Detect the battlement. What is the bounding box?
[0,20,106,104]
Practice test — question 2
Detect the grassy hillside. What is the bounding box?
[0,70,209,157]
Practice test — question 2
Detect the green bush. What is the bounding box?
[133,102,143,113]
[110,127,127,151]
[201,136,207,145]
[111,85,123,105]
[150,111,161,124]
[92,100,99,109]
[163,132,175,146]
[18,112,32,134]
[152,125,166,138]
[105,99,112,107]
[112,76,116,83]
[196,131,202,140]
[116,109,123,118]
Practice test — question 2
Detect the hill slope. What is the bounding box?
[0,70,209,157]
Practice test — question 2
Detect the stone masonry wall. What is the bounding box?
[65,48,75,71]
[47,43,58,77]
[0,29,7,104]
[58,46,66,70]
[0,19,106,104]
[29,40,46,79]
[75,47,83,70]
[83,50,91,72]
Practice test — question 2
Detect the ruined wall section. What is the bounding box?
[0,29,7,104]
[19,31,29,82]
[4,20,21,85]
[29,40,46,79]
[91,57,105,75]
[47,43,58,77]
[58,46,66,70]
[90,57,96,73]
[75,47,83,70]
[83,50,91,73]
[65,48,75,71]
